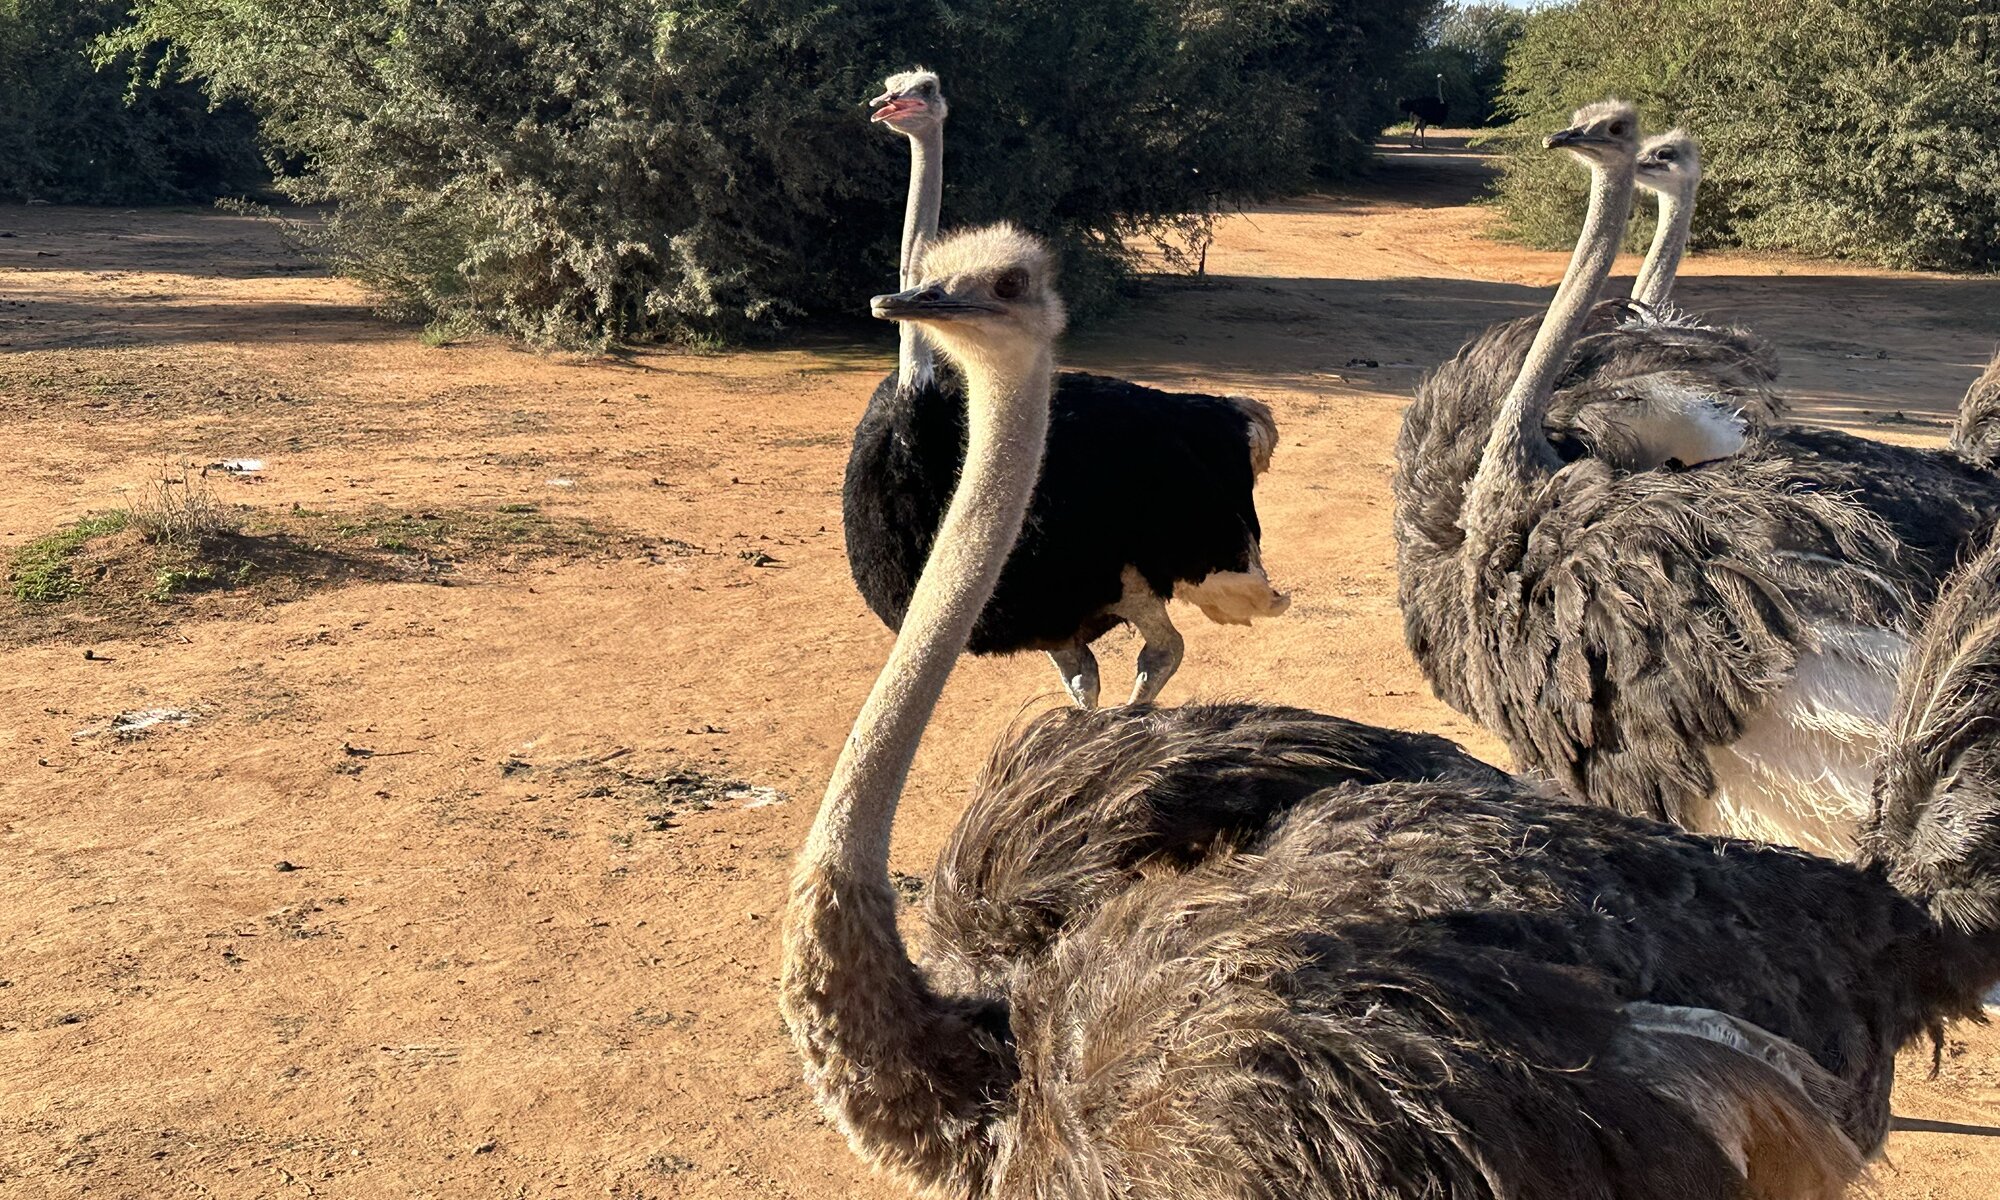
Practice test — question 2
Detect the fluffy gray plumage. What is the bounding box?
[1949,350,2000,468]
[855,699,1998,1199]
[1863,527,2000,941]
[923,702,1508,994]
[1396,304,2000,829]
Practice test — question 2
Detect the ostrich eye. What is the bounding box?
[1609,121,1628,136]
[993,270,1028,300]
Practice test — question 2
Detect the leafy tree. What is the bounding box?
[107,0,1436,346]
[0,0,264,204]
[1401,3,1528,129]
[1491,0,2000,272]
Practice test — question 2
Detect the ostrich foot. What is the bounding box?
[1048,643,1100,710]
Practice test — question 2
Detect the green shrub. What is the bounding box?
[109,0,1437,346]
[8,512,128,603]
[0,0,264,204]
[1491,0,2000,272]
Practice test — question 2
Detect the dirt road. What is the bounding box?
[3,136,1997,1197]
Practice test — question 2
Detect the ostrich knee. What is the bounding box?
[1049,643,1101,710]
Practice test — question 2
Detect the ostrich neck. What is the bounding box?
[1462,154,1635,555]
[896,126,943,393]
[782,342,1052,1190]
[1633,185,1692,310]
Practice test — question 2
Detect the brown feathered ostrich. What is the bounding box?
[780,222,2000,1199]
[1395,103,2000,859]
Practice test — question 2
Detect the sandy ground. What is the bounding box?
[3,134,1999,1198]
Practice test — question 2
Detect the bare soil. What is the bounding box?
[3,133,1997,1197]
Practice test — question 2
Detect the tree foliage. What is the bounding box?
[0,0,264,204]
[108,0,1437,346]
[1491,0,2000,272]
[1401,3,1528,129]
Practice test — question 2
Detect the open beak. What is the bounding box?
[871,284,991,321]
[870,93,927,123]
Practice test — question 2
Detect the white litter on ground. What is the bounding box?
[728,786,788,809]
[214,459,265,473]
[74,708,198,741]
[547,478,577,489]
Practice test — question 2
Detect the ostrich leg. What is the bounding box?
[1049,642,1102,709]
[1122,593,1186,705]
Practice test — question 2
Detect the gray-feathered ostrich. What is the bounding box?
[1395,102,2000,857]
[843,69,1287,710]
[782,222,2000,1200]
[1550,128,1783,473]
[1397,73,1449,149]
[1632,129,1702,312]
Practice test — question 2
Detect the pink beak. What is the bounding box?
[871,95,926,123]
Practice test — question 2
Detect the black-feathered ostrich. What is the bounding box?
[1395,102,2000,858]
[782,222,2000,1200]
[1397,74,1449,149]
[842,69,1287,709]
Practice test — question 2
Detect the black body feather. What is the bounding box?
[844,369,1271,654]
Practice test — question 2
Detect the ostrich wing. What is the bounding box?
[992,782,1946,1196]
[1462,451,1913,827]
[921,702,1508,993]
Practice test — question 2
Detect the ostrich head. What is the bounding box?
[1636,128,1702,195]
[870,69,947,135]
[1545,100,1640,167]
[871,224,1065,372]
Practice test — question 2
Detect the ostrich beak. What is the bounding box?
[1544,127,1587,149]
[871,283,993,322]
[870,94,927,123]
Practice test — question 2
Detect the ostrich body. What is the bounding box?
[1394,104,2000,857]
[843,70,1286,709]
[782,222,2000,1200]
[1396,74,1449,149]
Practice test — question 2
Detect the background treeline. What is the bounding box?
[0,0,264,205]
[100,0,1438,347]
[1491,0,2000,273]
[1400,3,1527,130]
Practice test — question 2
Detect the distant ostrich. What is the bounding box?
[1394,102,2000,856]
[843,70,1287,709]
[1397,74,1449,149]
[782,222,2000,1200]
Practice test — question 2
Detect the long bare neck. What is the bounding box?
[896,126,944,392]
[1462,154,1634,556]
[782,341,1051,1192]
[1633,182,1693,310]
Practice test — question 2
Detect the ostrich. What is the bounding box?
[1632,129,1701,311]
[843,69,1287,710]
[782,222,2000,1200]
[1549,127,1783,472]
[1397,73,1449,149]
[1395,102,2000,857]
